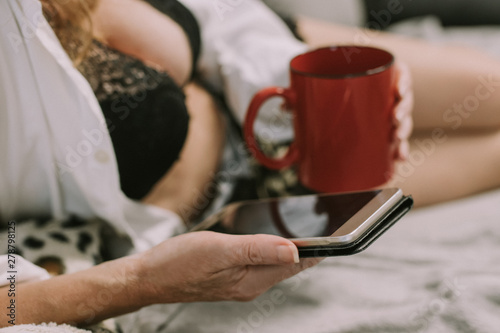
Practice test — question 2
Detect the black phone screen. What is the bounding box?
[211,190,382,238]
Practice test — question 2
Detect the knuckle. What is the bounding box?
[240,240,261,265]
[300,258,321,270]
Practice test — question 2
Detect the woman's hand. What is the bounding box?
[2,231,318,327]
[131,231,320,305]
[393,61,414,161]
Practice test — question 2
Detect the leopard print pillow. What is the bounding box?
[1,215,103,276]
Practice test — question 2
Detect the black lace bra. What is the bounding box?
[78,0,201,200]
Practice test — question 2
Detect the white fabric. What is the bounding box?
[389,15,500,60]
[179,0,308,142]
[0,255,51,317]
[264,0,366,27]
[0,323,91,333]
[0,0,185,288]
[0,255,50,285]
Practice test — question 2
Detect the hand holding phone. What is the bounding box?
[191,188,413,257]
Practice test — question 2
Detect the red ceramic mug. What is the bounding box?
[244,46,400,193]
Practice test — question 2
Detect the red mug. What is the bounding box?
[244,46,400,193]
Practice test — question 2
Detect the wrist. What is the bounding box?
[107,253,150,311]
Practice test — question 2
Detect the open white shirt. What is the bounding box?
[0,0,185,286]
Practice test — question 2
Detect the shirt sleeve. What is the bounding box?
[0,255,50,287]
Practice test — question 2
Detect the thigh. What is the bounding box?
[296,16,500,132]
[388,130,500,206]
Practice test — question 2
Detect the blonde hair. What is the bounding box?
[41,0,99,65]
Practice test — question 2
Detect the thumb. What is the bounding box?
[228,234,300,266]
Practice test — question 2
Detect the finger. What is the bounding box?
[395,107,413,142]
[392,112,412,162]
[395,61,412,99]
[236,258,323,298]
[396,139,410,161]
[226,234,300,267]
[394,61,414,126]
[392,61,414,162]
[394,91,414,126]
[250,258,321,284]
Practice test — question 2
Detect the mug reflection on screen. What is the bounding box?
[276,197,328,237]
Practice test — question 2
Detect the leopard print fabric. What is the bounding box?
[0,215,102,276]
[0,216,122,332]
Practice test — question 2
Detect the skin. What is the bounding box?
[93,0,413,218]
[142,82,227,221]
[93,0,226,221]
[3,0,500,327]
[92,0,192,86]
[1,232,318,327]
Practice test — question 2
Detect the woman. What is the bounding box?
[1,0,499,330]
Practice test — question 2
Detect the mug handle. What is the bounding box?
[244,87,299,170]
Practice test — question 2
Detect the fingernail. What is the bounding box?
[278,245,300,264]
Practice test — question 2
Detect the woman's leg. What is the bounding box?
[297,16,500,131]
[388,131,500,206]
[296,17,500,206]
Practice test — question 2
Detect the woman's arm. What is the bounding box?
[1,232,315,328]
[1,255,140,327]
[142,82,226,222]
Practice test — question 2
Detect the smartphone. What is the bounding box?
[190,188,413,257]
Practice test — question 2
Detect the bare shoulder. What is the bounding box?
[91,0,193,86]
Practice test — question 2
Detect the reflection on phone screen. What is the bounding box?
[219,190,381,238]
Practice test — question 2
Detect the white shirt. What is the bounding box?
[0,0,185,285]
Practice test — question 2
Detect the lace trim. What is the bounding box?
[78,40,173,102]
